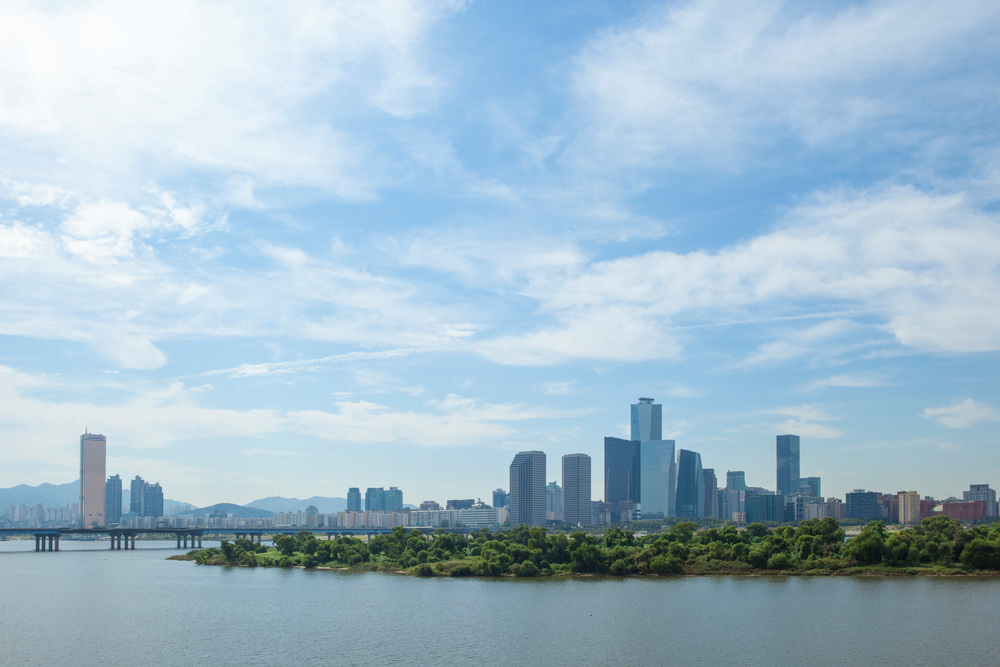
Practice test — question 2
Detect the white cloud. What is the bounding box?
[764,404,842,439]
[801,373,890,392]
[921,398,1000,429]
[0,0,456,200]
[535,380,579,396]
[469,184,1000,364]
[568,0,1000,169]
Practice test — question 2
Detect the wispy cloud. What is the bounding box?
[921,398,1000,429]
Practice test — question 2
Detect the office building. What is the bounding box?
[365,487,403,512]
[79,431,107,528]
[129,476,165,518]
[605,437,641,522]
[702,468,719,519]
[492,488,509,509]
[509,451,546,526]
[800,476,821,498]
[964,484,998,516]
[546,481,563,521]
[675,449,704,519]
[562,454,591,526]
[845,490,881,521]
[897,491,920,525]
[631,397,662,442]
[347,488,361,512]
[747,494,786,524]
[639,440,676,519]
[105,474,122,525]
[446,499,475,510]
[776,434,800,497]
[144,483,164,518]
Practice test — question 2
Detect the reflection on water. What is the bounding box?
[2,543,997,666]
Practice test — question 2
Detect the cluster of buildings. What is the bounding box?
[10,412,997,532]
[496,398,1000,528]
[79,432,167,528]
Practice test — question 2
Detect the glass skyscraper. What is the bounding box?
[631,398,662,442]
[675,449,704,519]
[509,451,546,526]
[561,454,591,526]
[776,434,800,497]
[105,474,122,525]
[347,487,361,512]
[604,437,641,522]
[639,440,676,519]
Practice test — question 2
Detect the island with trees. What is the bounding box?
[170,516,1000,577]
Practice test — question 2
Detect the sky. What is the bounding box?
[2,0,1000,508]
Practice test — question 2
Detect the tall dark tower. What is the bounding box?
[604,437,641,522]
[776,434,800,497]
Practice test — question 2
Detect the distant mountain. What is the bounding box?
[246,496,348,514]
[0,480,192,515]
[0,481,78,507]
[177,503,274,519]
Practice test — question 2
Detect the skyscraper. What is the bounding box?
[561,454,591,526]
[702,468,719,519]
[79,432,107,528]
[105,474,122,525]
[546,481,563,521]
[776,434,800,498]
[639,440,676,519]
[631,397,662,442]
[509,451,546,526]
[604,437,641,522]
[144,482,164,518]
[492,488,510,509]
[130,475,146,515]
[347,487,361,512]
[675,449,704,519]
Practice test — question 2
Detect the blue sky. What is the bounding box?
[2,0,1000,507]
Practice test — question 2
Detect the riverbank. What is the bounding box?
[168,517,1000,578]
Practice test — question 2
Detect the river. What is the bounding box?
[2,540,997,665]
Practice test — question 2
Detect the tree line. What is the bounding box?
[183,516,1000,576]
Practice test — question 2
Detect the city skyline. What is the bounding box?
[3,2,1000,506]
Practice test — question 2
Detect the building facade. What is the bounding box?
[545,481,563,521]
[897,490,920,525]
[845,490,881,521]
[346,488,361,512]
[492,488,509,509]
[639,440,676,519]
[509,451,546,526]
[365,487,403,512]
[105,474,122,525]
[79,432,107,528]
[605,437,641,523]
[631,397,662,442]
[675,449,704,519]
[562,454,591,526]
[702,468,719,519]
[964,484,998,516]
[776,434,800,498]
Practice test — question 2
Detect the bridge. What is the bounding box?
[0,525,486,552]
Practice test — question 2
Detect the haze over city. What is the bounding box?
[2,1,1000,507]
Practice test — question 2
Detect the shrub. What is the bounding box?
[767,553,791,570]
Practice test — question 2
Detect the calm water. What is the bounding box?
[2,540,999,666]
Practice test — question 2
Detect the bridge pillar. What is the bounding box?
[34,534,40,551]
[197,535,202,548]
[131,535,136,550]
[54,535,60,551]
